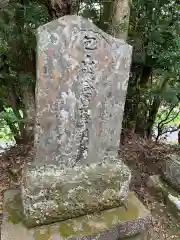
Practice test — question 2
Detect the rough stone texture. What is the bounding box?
[34,15,132,168]
[1,190,151,240]
[161,154,180,192]
[21,15,133,226]
[148,175,180,219]
[110,0,131,40]
[125,231,149,240]
[22,161,131,227]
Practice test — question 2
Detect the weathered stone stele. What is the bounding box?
[148,175,180,219]
[161,154,180,192]
[148,154,180,219]
[21,15,133,227]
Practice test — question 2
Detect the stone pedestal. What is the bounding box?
[1,190,151,240]
[148,175,180,219]
[22,161,131,227]
[148,154,180,219]
[161,154,180,192]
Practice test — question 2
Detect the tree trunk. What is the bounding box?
[145,76,169,139]
[146,97,161,139]
[123,64,152,138]
[109,0,132,40]
[9,1,36,142]
[7,81,27,138]
[43,0,74,19]
[123,64,141,130]
[133,66,152,137]
[99,0,114,32]
[107,0,132,145]
[21,83,36,142]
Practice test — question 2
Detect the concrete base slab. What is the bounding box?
[1,190,151,240]
[125,231,149,240]
[148,175,180,219]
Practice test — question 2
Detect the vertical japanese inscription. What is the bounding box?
[75,32,98,165]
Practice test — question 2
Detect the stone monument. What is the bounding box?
[148,154,180,219]
[1,15,151,240]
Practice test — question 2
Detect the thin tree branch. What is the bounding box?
[162,125,180,135]
[159,110,180,128]
[157,102,179,128]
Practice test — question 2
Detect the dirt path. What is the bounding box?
[129,166,180,239]
[121,135,180,239]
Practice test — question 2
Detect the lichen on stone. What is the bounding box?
[20,15,133,228]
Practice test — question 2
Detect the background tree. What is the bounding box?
[0,0,179,144]
[123,0,180,139]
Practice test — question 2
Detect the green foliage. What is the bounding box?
[0,0,49,142]
[0,122,13,140]
[153,104,180,141]
[156,106,180,127]
[0,0,180,142]
[123,0,180,138]
[0,108,17,140]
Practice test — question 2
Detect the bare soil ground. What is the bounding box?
[121,134,180,239]
[0,135,180,239]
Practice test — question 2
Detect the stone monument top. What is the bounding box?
[34,15,132,168]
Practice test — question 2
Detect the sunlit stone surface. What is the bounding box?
[21,15,132,227]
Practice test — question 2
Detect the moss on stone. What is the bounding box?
[34,201,140,240]
[22,161,131,227]
[58,192,143,238]
[34,230,51,240]
[4,193,23,225]
[34,196,146,239]
[2,190,150,240]
[162,154,180,192]
[148,175,180,219]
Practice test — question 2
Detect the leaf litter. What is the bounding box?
[0,135,180,239]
